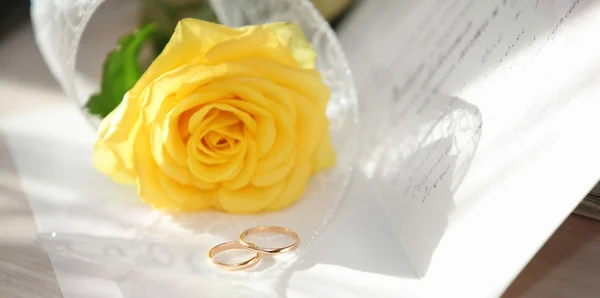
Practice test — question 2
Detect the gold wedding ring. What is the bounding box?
[208,241,261,271]
[238,226,300,254]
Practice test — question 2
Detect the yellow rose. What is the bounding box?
[93,19,336,213]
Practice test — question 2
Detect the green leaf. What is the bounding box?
[85,24,157,119]
[192,4,218,23]
[140,0,218,53]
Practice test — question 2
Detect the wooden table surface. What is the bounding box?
[0,136,61,298]
[503,214,600,298]
[2,127,600,298]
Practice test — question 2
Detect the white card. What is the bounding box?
[337,0,600,281]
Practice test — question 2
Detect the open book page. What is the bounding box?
[335,0,600,294]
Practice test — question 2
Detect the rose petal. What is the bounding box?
[265,163,311,211]
[288,91,326,163]
[196,124,241,160]
[204,131,227,150]
[226,79,325,164]
[218,178,286,213]
[93,142,136,184]
[264,22,316,69]
[190,103,257,135]
[187,125,246,184]
[214,122,245,156]
[200,82,295,171]
[173,63,257,100]
[235,58,330,110]
[216,99,275,158]
[191,109,244,163]
[163,91,234,166]
[219,77,297,132]
[311,130,337,173]
[222,129,258,190]
[93,139,136,184]
[134,125,216,211]
[187,108,229,165]
[131,20,315,101]
[133,127,176,209]
[251,150,295,187]
[204,26,301,68]
[103,95,141,145]
[100,95,142,176]
[151,100,219,190]
[152,121,195,185]
[142,63,257,125]
[129,19,242,99]
[141,64,198,123]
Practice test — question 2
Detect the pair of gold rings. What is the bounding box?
[208,226,299,271]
